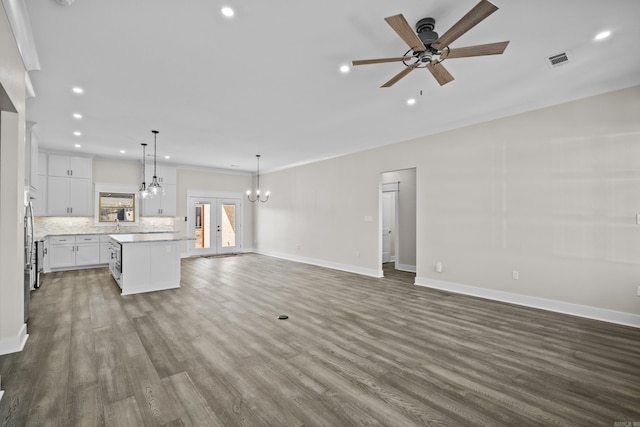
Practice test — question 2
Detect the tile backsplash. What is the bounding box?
[35,216,176,238]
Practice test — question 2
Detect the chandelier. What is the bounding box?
[247,155,269,203]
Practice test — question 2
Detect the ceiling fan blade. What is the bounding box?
[426,61,455,86]
[431,0,499,50]
[381,63,419,88]
[352,56,413,66]
[440,41,509,59]
[384,14,427,52]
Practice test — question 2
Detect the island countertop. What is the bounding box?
[109,232,192,244]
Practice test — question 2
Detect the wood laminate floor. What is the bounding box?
[1,254,639,426]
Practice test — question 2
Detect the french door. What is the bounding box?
[188,196,241,256]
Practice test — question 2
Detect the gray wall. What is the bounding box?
[255,86,640,320]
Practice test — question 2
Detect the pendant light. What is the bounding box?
[147,130,164,197]
[247,154,269,203]
[138,143,149,199]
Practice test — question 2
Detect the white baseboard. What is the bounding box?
[255,249,383,278]
[0,323,29,356]
[415,277,640,328]
[395,263,416,273]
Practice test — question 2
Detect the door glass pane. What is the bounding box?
[220,204,236,247]
[194,203,211,249]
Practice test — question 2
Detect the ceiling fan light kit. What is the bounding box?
[352,0,509,88]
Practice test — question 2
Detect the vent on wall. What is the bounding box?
[546,51,572,68]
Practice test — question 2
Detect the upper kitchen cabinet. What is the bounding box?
[25,122,39,192]
[48,176,92,216]
[145,164,176,185]
[48,154,92,179]
[46,154,93,216]
[142,184,176,217]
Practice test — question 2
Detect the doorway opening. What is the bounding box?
[381,169,416,276]
[187,194,242,256]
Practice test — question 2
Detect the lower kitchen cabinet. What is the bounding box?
[99,235,113,264]
[48,235,101,269]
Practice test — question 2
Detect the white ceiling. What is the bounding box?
[23,0,640,173]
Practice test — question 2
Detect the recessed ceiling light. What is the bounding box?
[72,113,82,119]
[164,155,170,159]
[340,65,350,73]
[74,144,81,148]
[120,150,126,154]
[594,30,611,41]
[73,131,82,136]
[407,98,416,105]
[72,86,84,94]
[221,7,234,17]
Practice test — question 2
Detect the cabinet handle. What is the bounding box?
[70,169,73,176]
[70,207,73,213]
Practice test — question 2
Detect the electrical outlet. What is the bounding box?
[435,261,442,273]
[512,271,519,280]
[637,285,640,297]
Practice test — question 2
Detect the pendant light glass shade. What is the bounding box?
[247,154,269,203]
[138,143,149,199]
[147,130,164,197]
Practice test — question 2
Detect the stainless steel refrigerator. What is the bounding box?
[24,198,35,322]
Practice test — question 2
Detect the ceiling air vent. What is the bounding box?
[546,51,572,68]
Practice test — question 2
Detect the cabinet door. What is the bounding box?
[161,184,176,216]
[48,154,70,177]
[99,242,111,264]
[76,243,100,266]
[48,176,70,215]
[146,165,176,185]
[38,152,47,175]
[49,243,76,268]
[33,175,48,216]
[69,178,91,215]
[69,156,91,178]
[142,194,162,216]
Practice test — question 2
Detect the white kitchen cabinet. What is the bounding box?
[32,174,47,216]
[38,152,47,175]
[48,154,91,179]
[47,176,91,216]
[76,236,101,266]
[145,164,176,185]
[142,184,176,217]
[99,235,113,264]
[25,123,39,191]
[48,235,101,269]
[49,242,75,268]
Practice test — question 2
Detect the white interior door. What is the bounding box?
[382,193,392,263]
[189,196,241,256]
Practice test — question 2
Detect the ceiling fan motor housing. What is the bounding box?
[416,17,438,48]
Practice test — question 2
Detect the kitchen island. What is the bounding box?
[109,233,190,295]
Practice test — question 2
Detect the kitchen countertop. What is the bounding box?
[37,230,178,239]
[109,232,193,244]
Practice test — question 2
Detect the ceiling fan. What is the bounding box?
[352,0,509,88]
